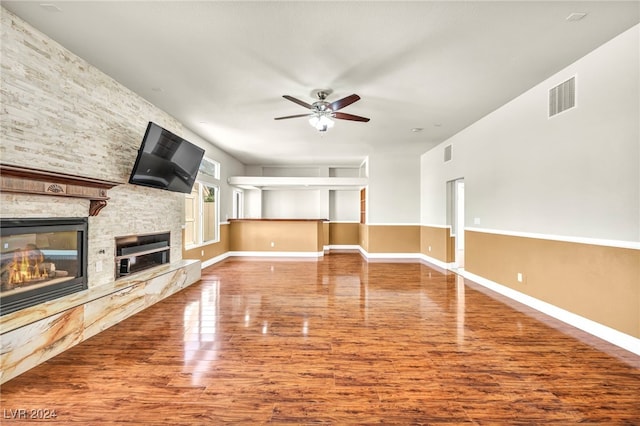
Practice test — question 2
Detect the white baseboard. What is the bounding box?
[200,250,323,268]
[201,252,230,269]
[358,247,422,261]
[459,270,640,356]
[416,253,455,270]
[326,245,360,251]
[227,250,324,258]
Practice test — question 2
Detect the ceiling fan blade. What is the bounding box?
[283,95,313,109]
[274,113,311,120]
[333,112,370,122]
[329,94,360,111]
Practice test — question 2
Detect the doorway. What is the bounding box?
[448,178,465,269]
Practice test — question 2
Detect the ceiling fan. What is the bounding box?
[274,89,370,132]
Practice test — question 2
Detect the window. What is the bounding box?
[199,157,220,180]
[185,156,221,248]
[185,181,220,247]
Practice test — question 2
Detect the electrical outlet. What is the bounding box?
[517,272,523,283]
[95,260,103,272]
[201,250,204,256]
[270,241,275,247]
[428,246,432,252]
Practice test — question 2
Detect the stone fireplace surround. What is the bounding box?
[0,165,201,384]
[0,9,204,384]
[0,6,214,384]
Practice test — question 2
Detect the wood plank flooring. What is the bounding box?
[1,253,639,424]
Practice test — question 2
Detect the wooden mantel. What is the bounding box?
[0,164,120,216]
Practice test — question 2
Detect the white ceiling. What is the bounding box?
[3,1,639,167]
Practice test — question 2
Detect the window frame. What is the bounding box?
[184,156,221,249]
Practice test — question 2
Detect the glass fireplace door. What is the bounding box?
[1,218,88,315]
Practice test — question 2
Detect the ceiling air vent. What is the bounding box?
[549,76,575,117]
[444,145,452,162]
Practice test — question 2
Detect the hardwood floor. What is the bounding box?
[1,253,639,424]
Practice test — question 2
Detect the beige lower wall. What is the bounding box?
[448,236,456,263]
[183,223,230,261]
[329,222,360,246]
[229,220,323,252]
[323,222,330,247]
[420,226,453,263]
[359,224,369,252]
[367,225,421,253]
[465,230,640,338]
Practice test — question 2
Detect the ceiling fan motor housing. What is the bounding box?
[313,91,332,113]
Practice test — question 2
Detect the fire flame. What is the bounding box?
[9,246,48,285]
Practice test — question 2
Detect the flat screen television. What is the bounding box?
[128,122,205,194]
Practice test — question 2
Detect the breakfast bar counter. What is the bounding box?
[228,219,327,256]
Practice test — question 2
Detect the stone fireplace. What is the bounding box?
[0,217,88,316]
[0,164,119,316]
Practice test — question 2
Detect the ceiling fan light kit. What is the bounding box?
[309,114,334,132]
[275,89,370,132]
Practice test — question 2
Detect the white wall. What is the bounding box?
[263,166,324,177]
[330,167,361,221]
[330,168,360,177]
[421,24,640,243]
[244,189,262,218]
[262,190,323,219]
[367,150,421,224]
[330,190,360,222]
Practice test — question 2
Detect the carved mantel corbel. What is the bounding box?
[0,164,120,216]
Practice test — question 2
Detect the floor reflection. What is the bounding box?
[183,280,220,383]
[456,274,466,347]
[3,253,639,423]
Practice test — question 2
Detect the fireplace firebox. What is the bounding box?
[115,232,170,279]
[0,218,88,316]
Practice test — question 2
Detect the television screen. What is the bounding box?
[128,122,205,194]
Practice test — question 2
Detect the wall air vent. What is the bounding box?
[549,76,576,117]
[444,145,452,162]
